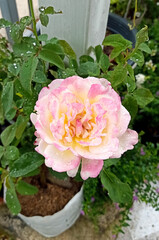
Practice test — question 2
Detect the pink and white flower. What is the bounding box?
[31,76,138,180]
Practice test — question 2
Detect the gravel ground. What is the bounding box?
[0,203,120,240]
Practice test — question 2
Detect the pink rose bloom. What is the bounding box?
[31,76,138,180]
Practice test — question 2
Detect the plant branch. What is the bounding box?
[124,0,133,19]
[40,164,47,188]
[28,0,38,41]
[133,0,138,28]
[135,5,147,26]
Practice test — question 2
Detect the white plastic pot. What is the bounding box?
[4,184,83,237]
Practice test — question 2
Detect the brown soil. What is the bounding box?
[18,176,82,217]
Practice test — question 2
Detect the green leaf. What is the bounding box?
[115,53,125,64]
[10,24,23,43]
[125,76,136,93]
[133,88,154,107]
[40,13,49,27]
[58,68,77,79]
[33,70,48,83]
[59,40,76,59]
[136,26,148,48]
[101,169,133,205]
[20,16,32,30]
[23,92,38,116]
[95,45,103,62]
[0,168,8,182]
[102,71,113,82]
[14,79,30,98]
[79,55,94,64]
[130,50,144,66]
[49,69,58,79]
[122,95,138,121]
[15,115,28,140]
[0,86,4,125]
[4,146,19,161]
[8,63,20,76]
[38,34,48,42]
[42,43,64,55]
[126,64,135,80]
[44,6,55,15]
[23,168,40,177]
[99,53,110,72]
[9,152,44,177]
[110,64,127,87]
[46,37,59,45]
[49,169,68,180]
[0,18,12,28]
[110,47,124,60]
[69,59,78,71]
[104,159,119,168]
[19,56,38,95]
[138,43,152,54]
[16,180,38,195]
[0,146,5,159]
[102,34,132,49]
[77,62,100,77]
[13,43,31,57]
[13,39,37,57]
[1,81,14,116]
[16,99,24,108]
[6,188,21,215]
[5,106,17,121]
[1,155,9,168]
[1,124,17,147]
[39,49,65,69]
[103,34,132,60]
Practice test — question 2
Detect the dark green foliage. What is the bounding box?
[83,178,107,224]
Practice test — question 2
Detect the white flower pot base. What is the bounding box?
[4,184,83,238]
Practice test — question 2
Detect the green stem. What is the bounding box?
[28,0,38,41]
[125,46,138,62]
[133,0,138,28]
[42,60,46,74]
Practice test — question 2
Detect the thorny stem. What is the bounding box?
[28,0,38,41]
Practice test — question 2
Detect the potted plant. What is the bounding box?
[0,1,155,238]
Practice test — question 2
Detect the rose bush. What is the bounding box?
[31,76,138,180]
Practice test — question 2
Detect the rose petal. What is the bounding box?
[48,78,63,90]
[67,164,80,177]
[81,158,104,180]
[88,84,107,99]
[75,137,119,159]
[112,129,138,158]
[38,87,50,100]
[35,121,54,144]
[30,113,38,125]
[60,76,91,101]
[117,105,131,136]
[44,145,80,172]
[35,139,48,155]
[31,76,138,179]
